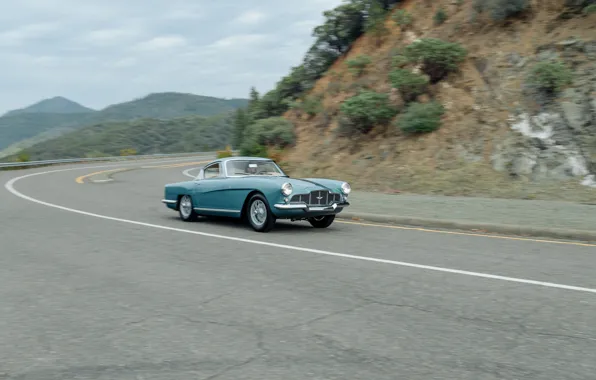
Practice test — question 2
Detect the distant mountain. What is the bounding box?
[98,92,249,120]
[0,92,248,155]
[10,113,233,161]
[3,96,95,117]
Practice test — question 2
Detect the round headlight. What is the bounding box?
[341,182,351,195]
[281,182,293,196]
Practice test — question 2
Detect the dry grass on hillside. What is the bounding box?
[280,0,596,202]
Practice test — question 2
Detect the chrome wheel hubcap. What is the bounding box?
[180,196,192,218]
[250,200,267,226]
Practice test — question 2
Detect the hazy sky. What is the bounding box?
[0,0,343,114]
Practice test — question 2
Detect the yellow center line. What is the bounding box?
[75,168,127,184]
[336,220,596,247]
[76,160,211,183]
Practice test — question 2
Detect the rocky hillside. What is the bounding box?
[272,0,596,201]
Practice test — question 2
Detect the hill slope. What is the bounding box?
[0,92,248,155]
[97,92,249,120]
[3,96,95,116]
[240,0,596,202]
[15,113,233,161]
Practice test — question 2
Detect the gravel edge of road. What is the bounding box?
[336,211,596,242]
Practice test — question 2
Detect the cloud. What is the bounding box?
[233,10,267,25]
[207,34,272,50]
[81,28,143,46]
[135,35,187,51]
[0,0,345,114]
[0,23,60,46]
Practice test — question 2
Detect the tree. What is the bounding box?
[232,108,249,148]
[365,0,389,46]
[404,38,467,83]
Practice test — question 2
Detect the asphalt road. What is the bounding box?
[1,157,596,380]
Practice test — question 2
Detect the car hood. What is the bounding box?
[260,177,337,192]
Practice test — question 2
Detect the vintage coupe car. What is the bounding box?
[161,156,351,232]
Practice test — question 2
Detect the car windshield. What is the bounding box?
[226,160,286,177]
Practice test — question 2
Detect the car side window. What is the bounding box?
[203,163,220,179]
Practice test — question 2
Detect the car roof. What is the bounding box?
[217,156,273,163]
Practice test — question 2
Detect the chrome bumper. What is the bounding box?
[161,199,177,204]
[273,202,349,212]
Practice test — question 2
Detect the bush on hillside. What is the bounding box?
[388,69,429,102]
[239,117,296,156]
[16,151,30,162]
[434,8,448,25]
[527,60,573,94]
[473,0,529,21]
[339,90,397,135]
[565,0,595,8]
[216,145,233,159]
[302,94,324,117]
[397,102,445,134]
[404,38,467,83]
[584,4,596,13]
[239,141,269,158]
[120,148,137,156]
[392,9,413,30]
[391,53,409,68]
[346,55,372,77]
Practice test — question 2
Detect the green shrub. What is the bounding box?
[302,94,324,117]
[527,60,573,94]
[473,0,529,21]
[391,53,409,68]
[397,102,445,133]
[239,117,295,157]
[404,38,467,83]
[434,8,448,25]
[16,151,30,162]
[388,69,429,102]
[216,145,233,159]
[339,90,397,135]
[392,9,413,30]
[346,55,372,77]
[239,141,269,157]
[583,4,596,13]
[120,148,137,156]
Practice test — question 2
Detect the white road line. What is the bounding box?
[4,167,596,295]
[182,166,201,178]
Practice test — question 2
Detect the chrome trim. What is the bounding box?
[162,199,177,204]
[194,207,239,213]
[274,203,308,209]
[273,202,349,211]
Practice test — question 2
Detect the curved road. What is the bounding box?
[1,156,596,380]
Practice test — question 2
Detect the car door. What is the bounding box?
[193,162,234,215]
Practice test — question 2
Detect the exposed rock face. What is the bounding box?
[491,40,596,188]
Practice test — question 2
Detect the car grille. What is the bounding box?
[290,190,341,206]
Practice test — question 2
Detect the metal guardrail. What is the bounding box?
[0,151,233,169]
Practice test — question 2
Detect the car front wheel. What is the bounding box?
[308,215,335,228]
[178,194,198,222]
[247,194,276,232]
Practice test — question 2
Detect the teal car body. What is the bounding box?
[162,156,351,232]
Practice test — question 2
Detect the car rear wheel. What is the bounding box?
[178,195,198,222]
[247,194,276,232]
[308,215,335,228]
